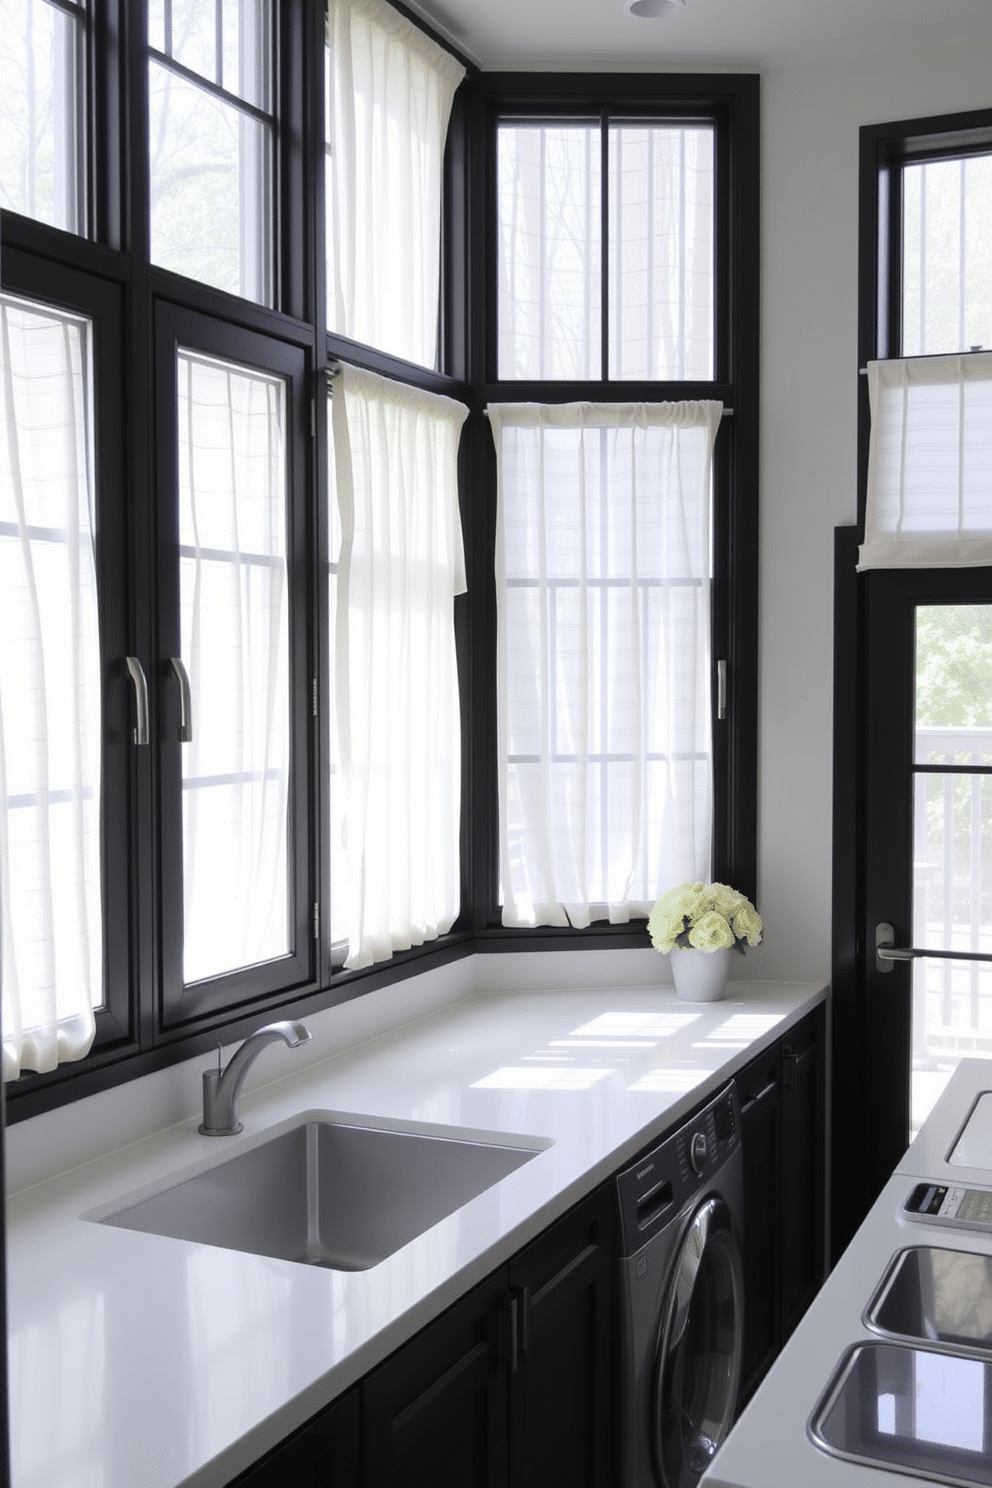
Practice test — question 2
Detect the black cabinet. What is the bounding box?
[506,1183,615,1488]
[363,1270,510,1487]
[230,1387,361,1488]
[224,1183,614,1488]
[738,1003,826,1403]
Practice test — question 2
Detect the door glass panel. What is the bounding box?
[912,605,992,1131]
[177,349,290,985]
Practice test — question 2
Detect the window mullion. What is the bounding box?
[600,110,609,384]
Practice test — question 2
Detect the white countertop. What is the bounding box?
[702,1054,992,1488]
[6,979,824,1488]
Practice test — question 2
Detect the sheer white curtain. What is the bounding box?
[489,400,721,929]
[859,352,992,570]
[177,350,290,984]
[331,363,467,969]
[0,296,100,1077]
[325,0,465,368]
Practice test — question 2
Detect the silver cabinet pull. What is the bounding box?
[170,658,193,742]
[875,921,992,974]
[124,656,149,746]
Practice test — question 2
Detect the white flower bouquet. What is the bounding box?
[648,881,763,955]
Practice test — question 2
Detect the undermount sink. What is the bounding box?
[92,1114,548,1271]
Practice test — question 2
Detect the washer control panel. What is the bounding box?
[905,1180,992,1232]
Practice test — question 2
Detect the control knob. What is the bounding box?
[689,1131,708,1175]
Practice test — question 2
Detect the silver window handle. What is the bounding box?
[124,656,149,746]
[170,657,193,743]
[875,921,992,974]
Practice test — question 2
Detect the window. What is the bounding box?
[902,151,992,356]
[0,292,100,1076]
[148,0,275,304]
[489,400,721,928]
[0,0,88,235]
[497,118,714,381]
[1,10,758,1117]
[328,364,467,968]
[325,0,465,367]
[483,75,759,933]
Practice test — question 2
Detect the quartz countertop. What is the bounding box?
[7,978,825,1488]
[702,1054,992,1488]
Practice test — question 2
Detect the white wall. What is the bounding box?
[753,35,992,981]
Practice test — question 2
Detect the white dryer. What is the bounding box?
[616,1083,745,1488]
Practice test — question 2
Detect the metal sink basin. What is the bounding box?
[94,1115,546,1271]
[867,1246,992,1352]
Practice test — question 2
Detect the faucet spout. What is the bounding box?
[199,1020,311,1135]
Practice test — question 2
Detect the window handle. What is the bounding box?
[170,658,193,742]
[125,656,150,746]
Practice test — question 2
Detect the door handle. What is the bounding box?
[125,656,149,746]
[170,657,193,742]
[875,922,992,974]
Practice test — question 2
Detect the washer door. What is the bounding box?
[651,1194,744,1488]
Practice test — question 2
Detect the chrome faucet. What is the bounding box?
[199,1020,312,1135]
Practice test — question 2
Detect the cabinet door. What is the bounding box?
[780,1004,826,1338]
[363,1270,508,1488]
[506,1184,615,1488]
[737,1044,781,1403]
[226,1388,361,1488]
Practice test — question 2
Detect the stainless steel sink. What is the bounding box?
[867,1246,992,1351]
[94,1116,546,1271]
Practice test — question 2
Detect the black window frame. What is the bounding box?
[2,5,758,1123]
[469,72,760,947]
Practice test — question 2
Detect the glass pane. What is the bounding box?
[148,0,271,108]
[497,123,602,380]
[912,604,992,1132]
[903,154,992,356]
[149,62,272,306]
[915,606,992,764]
[0,0,86,234]
[0,296,103,1060]
[177,350,290,985]
[608,124,714,380]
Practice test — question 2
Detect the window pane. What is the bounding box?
[609,124,714,380]
[498,124,602,380]
[903,154,992,356]
[148,0,271,109]
[148,60,272,305]
[177,350,290,985]
[0,0,86,234]
[0,295,100,1076]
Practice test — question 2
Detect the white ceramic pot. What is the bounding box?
[670,946,732,1002]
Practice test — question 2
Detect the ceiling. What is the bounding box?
[406,0,992,71]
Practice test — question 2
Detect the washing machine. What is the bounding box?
[616,1082,745,1488]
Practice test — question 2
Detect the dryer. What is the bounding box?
[616,1082,745,1488]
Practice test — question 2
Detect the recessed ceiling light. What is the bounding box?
[625,0,685,15]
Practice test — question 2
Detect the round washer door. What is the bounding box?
[651,1194,744,1488]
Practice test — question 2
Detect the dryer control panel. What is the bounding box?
[616,1083,740,1256]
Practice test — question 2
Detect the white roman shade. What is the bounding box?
[858,352,992,571]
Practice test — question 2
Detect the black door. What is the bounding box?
[860,567,992,1198]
